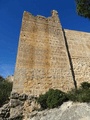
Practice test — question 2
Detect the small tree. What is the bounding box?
[76,0,90,18]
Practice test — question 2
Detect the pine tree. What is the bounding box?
[76,0,90,18]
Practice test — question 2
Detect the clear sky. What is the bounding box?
[0,0,90,78]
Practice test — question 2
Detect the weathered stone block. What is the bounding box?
[19,94,27,101]
[10,99,24,108]
[10,92,19,99]
[10,106,23,120]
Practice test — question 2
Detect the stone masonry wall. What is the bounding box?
[64,29,90,87]
[13,10,74,96]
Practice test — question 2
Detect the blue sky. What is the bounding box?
[0,0,90,78]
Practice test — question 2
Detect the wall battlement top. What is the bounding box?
[22,10,61,29]
[65,29,90,34]
[23,10,59,20]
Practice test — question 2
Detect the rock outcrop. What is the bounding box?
[0,103,10,120]
[0,100,90,120]
[0,92,40,120]
[28,101,90,120]
[6,75,14,83]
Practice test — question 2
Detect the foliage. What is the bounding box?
[38,82,90,110]
[0,75,4,82]
[37,93,48,109]
[75,0,90,18]
[67,82,90,102]
[0,76,13,107]
[81,82,90,89]
[37,89,68,109]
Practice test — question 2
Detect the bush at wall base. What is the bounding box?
[37,89,68,109]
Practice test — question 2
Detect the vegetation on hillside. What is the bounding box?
[37,82,90,109]
[37,89,68,109]
[0,76,13,107]
[67,82,90,102]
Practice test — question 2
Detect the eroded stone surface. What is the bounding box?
[64,29,90,88]
[13,10,74,96]
[0,103,10,119]
[29,102,90,120]
[9,93,40,120]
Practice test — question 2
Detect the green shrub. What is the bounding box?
[66,89,78,102]
[81,82,90,89]
[37,89,68,109]
[67,82,90,103]
[0,76,12,107]
[77,89,90,102]
[0,75,4,82]
[67,88,86,102]
[37,94,48,109]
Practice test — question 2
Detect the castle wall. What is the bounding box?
[13,11,74,96]
[64,29,90,87]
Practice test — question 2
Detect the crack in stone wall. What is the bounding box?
[62,30,77,89]
[64,29,90,88]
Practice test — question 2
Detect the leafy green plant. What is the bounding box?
[0,76,12,107]
[67,82,90,103]
[81,82,90,89]
[37,93,48,109]
[66,89,78,102]
[37,89,68,109]
[0,75,4,82]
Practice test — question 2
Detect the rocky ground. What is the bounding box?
[0,92,40,120]
[0,94,90,120]
[28,101,90,120]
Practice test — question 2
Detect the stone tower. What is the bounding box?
[13,10,74,96]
